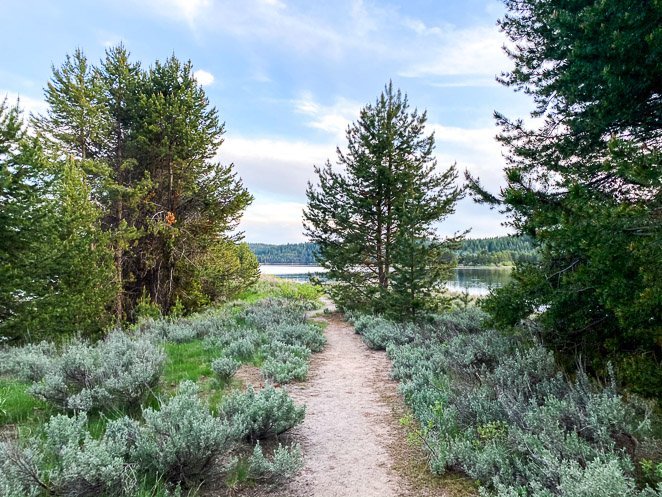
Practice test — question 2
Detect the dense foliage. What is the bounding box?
[0,288,318,495]
[455,236,539,266]
[305,82,462,319]
[467,0,662,396]
[0,100,117,340]
[351,310,661,497]
[249,242,319,265]
[1,46,258,341]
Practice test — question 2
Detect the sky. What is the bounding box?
[0,0,534,243]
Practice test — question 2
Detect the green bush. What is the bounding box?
[354,309,661,497]
[0,330,165,413]
[133,382,236,485]
[219,385,305,442]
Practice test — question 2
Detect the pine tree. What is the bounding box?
[467,0,662,395]
[33,47,254,319]
[0,99,115,341]
[304,83,462,316]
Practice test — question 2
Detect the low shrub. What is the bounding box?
[27,330,165,412]
[0,341,56,382]
[211,357,241,382]
[0,380,305,496]
[247,442,303,483]
[142,309,235,343]
[241,298,307,330]
[219,385,305,442]
[133,381,237,485]
[225,333,262,360]
[354,309,661,497]
[0,413,138,497]
[272,323,326,353]
[260,340,310,383]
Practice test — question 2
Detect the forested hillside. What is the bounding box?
[250,236,539,266]
[249,242,319,264]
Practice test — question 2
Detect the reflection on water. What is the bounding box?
[446,267,512,296]
[259,264,512,297]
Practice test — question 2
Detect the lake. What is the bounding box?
[259,264,512,296]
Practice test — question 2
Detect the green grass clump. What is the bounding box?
[163,341,220,385]
[0,379,50,425]
[237,277,321,308]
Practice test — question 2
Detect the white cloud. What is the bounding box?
[166,0,211,25]
[193,69,215,86]
[221,119,510,241]
[239,200,307,243]
[398,25,509,81]
[1,90,48,118]
[293,92,362,140]
[219,133,335,199]
[259,0,286,8]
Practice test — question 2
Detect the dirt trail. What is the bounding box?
[271,309,410,497]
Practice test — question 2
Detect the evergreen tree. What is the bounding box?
[0,99,115,341]
[304,83,462,317]
[467,0,661,395]
[33,47,254,319]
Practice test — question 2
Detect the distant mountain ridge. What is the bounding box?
[249,236,539,267]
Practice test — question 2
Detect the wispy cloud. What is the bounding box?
[293,92,361,140]
[398,25,508,81]
[219,133,335,199]
[162,0,212,27]
[1,90,48,119]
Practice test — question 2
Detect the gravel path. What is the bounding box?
[271,311,407,497]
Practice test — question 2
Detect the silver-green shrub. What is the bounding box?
[28,330,165,412]
[132,381,236,485]
[211,357,241,382]
[354,308,660,497]
[241,298,307,330]
[142,308,236,343]
[0,341,56,381]
[0,413,137,497]
[219,385,305,442]
[273,323,326,353]
[247,442,303,483]
[260,340,312,383]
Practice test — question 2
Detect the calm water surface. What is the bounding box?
[260,264,512,296]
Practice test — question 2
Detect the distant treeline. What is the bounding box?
[456,236,540,266]
[249,236,539,267]
[249,243,320,264]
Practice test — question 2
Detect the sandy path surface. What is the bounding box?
[269,311,407,497]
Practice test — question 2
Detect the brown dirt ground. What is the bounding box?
[241,309,476,497]
[204,296,476,497]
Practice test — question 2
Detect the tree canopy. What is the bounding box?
[1,46,258,340]
[468,0,662,396]
[305,83,462,319]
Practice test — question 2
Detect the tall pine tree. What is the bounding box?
[0,99,115,341]
[304,83,462,318]
[467,0,661,395]
[33,46,254,319]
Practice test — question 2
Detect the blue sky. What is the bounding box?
[1,0,533,243]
